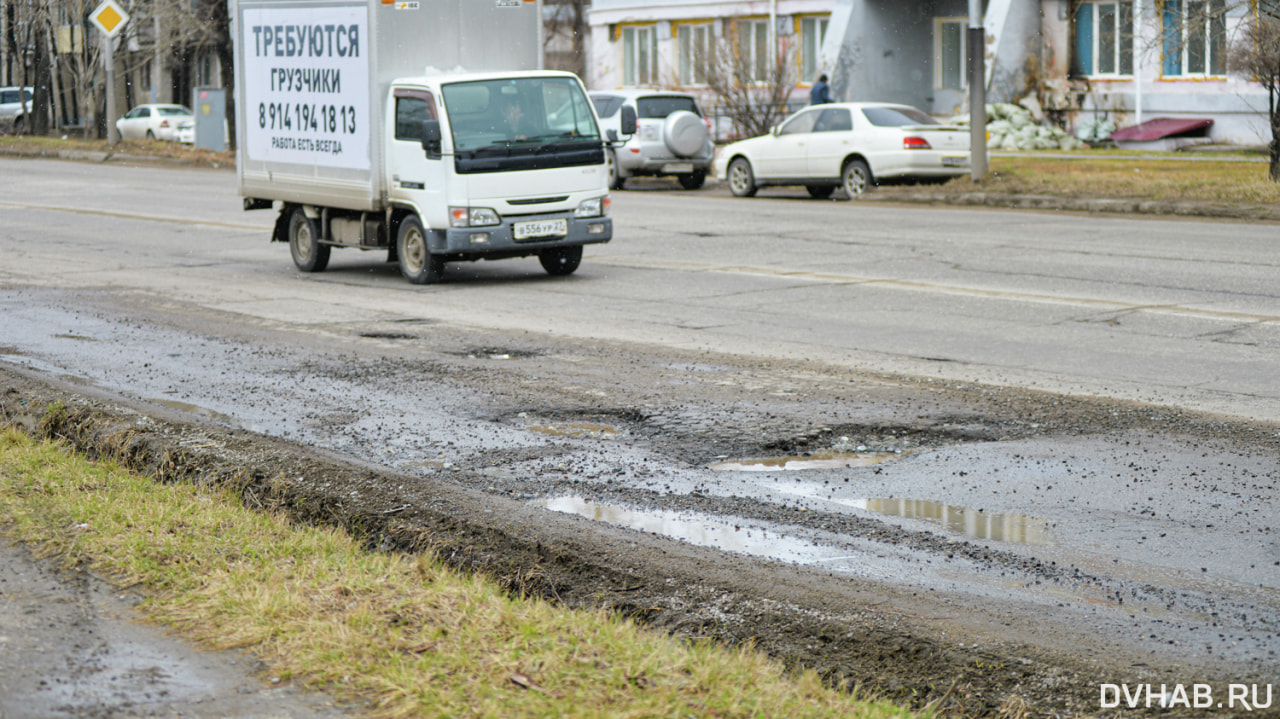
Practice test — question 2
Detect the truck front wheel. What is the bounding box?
[397,216,444,284]
[539,245,582,276]
[288,207,330,272]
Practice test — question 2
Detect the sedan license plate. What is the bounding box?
[662,162,694,173]
[941,155,968,167]
[513,219,568,241]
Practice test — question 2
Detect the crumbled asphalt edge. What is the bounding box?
[5,366,1275,718]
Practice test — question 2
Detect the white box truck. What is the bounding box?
[230,0,633,283]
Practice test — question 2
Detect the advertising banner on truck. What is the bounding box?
[240,5,370,169]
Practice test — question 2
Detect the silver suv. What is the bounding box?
[0,86,33,133]
[590,90,713,190]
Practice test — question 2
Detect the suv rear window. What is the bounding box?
[591,95,623,119]
[635,96,700,119]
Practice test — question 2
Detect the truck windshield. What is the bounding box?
[443,77,600,152]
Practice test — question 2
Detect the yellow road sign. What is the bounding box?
[90,0,129,37]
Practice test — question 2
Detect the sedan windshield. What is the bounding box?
[862,106,940,127]
[444,77,601,152]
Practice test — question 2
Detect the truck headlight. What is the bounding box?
[449,207,501,227]
[574,196,609,218]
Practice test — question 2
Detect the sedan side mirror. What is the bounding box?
[421,119,442,160]
[619,105,637,136]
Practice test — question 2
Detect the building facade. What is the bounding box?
[587,0,1277,145]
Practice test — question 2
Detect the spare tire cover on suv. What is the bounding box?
[663,111,708,157]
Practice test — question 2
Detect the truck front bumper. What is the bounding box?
[435,214,611,255]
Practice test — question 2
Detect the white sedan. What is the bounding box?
[714,102,970,199]
[116,104,195,142]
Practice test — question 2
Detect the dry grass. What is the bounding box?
[935,151,1280,205]
[0,428,921,719]
[0,134,234,168]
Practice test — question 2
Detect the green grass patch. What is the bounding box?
[0,428,920,719]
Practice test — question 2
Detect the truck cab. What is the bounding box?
[383,72,611,283]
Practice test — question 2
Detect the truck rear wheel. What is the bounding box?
[397,216,444,284]
[539,245,582,276]
[288,207,330,272]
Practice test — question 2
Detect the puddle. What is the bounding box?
[536,496,886,574]
[147,399,240,426]
[708,451,901,471]
[855,498,1051,545]
[460,347,540,360]
[526,422,620,439]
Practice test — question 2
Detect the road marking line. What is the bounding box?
[0,200,270,232]
[597,256,1280,325]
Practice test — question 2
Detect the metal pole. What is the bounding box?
[968,0,987,180]
[1133,0,1143,125]
[105,33,117,145]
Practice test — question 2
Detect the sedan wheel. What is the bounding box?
[727,158,757,197]
[842,159,873,198]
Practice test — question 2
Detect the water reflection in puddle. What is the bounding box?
[855,498,1050,545]
[526,423,619,439]
[708,451,900,471]
[537,496,879,573]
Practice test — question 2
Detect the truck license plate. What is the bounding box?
[941,156,968,167]
[513,219,568,241]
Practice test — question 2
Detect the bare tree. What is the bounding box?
[544,0,588,78]
[703,31,799,139]
[1230,2,1280,180]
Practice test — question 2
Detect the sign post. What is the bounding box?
[90,0,129,145]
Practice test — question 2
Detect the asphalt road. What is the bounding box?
[1,158,1277,422]
[1,157,1278,715]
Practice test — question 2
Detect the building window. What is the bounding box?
[1161,0,1226,76]
[677,23,713,86]
[622,25,658,87]
[736,18,770,83]
[799,15,829,83]
[935,18,968,89]
[1073,2,1135,76]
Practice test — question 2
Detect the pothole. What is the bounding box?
[52,333,99,342]
[855,498,1051,545]
[526,422,620,439]
[359,332,417,340]
[708,451,903,471]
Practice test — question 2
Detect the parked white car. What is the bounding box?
[590,89,714,190]
[714,102,970,199]
[116,104,195,141]
[0,86,33,133]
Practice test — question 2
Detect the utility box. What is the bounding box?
[194,87,227,151]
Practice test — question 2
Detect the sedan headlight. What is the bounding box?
[574,196,609,218]
[449,207,501,227]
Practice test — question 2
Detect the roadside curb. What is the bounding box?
[868,189,1280,222]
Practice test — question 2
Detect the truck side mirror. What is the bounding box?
[421,119,442,160]
[619,105,637,136]
[606,129,618,142]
